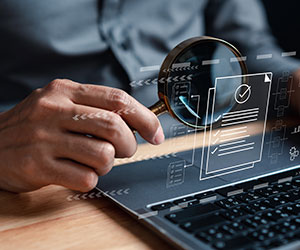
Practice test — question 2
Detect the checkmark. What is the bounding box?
[213,130,220,137]
[212,138,219,145]
[239,86,251,98]
[214,115,222,122]
[211,147,218,155]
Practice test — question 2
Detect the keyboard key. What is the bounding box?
[235,191,261,203]
[220,207,246,221]
[196,227,232,242]
[165,203,221,224]
[212,235,253,249]
[241,205,258,214]
[196,231,214,243]
[249,226,278,241]
[290,203,300,215]
[174,199,200,208]
[241,215,269,228]
[255,185,281,197]
[279,204,300,216]
[262,209,290,222]
[241,200,269,214]
[281,189,300,202]
[185,200,200,207]
[227,221,248,233]
[151,202,173,211]
[216,197,242,209]
[262,195,289,208]
[173,196,195,205]
[274,182,297,192]
[180,213,227,233]
[236,180,262,191]
[216,186,243,197]
[194,191,216,200]
[292,177,300,187]
[272,219,298,234]
[291,217,300,225]
[219,224,236,235]
[259,171,294,184]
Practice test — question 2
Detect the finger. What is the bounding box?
[61,105,137,158]
[49,158,99,192]
[55,133,115,175]
[70,83,164,145]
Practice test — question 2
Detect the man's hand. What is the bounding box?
[0,79,164,193]
[291,69,300,116]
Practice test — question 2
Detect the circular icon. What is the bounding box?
[289,146,299,161]
[234,84,251,104]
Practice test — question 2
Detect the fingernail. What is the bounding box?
[153,126,165,145]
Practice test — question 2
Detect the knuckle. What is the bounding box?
[46,79,65,91]
[45,79,78,95]
[36,96,52,110]
[31,128,49,142]
[29,97,67,122]
[104,113,123,138]
[73,83,88,100]
[121,139,137,158]
[29,97,55,120]
[32,88,43,97]
[97,165,113,176]
[100,143,115,167]
[126,142,137,158]
[109,88,130,110]
[21,156,48,188]
[46,79,71,91]
[80,171,97,191]
[76,82,90,94]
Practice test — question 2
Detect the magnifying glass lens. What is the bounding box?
[166,39,244,128]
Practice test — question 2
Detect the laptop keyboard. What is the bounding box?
[151,170,300,249]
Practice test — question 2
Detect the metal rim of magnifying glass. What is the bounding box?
[150,36,248,129]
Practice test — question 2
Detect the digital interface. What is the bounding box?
[129,49,300,195]
[99,39,300,225]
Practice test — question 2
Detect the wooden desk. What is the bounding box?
[0,147,179,249]
[0,177,172,249]
[0,120,292,249]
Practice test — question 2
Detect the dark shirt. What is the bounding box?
[0,0,299,111]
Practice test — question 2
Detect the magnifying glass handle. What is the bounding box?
[148,100,167,116]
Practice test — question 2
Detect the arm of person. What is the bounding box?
[0,79,165,193]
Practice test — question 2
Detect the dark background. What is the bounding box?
[262,0,300,59]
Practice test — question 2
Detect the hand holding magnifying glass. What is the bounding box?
[148,36,247,129]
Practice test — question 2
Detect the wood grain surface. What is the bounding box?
[0,119,294,250]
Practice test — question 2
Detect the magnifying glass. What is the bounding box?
[148,36,247,129]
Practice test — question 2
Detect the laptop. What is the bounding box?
[96,72,300,250]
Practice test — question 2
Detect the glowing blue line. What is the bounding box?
[179,96,201,119]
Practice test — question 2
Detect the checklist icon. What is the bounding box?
[167,160,185,188]
[200,72,272,180]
